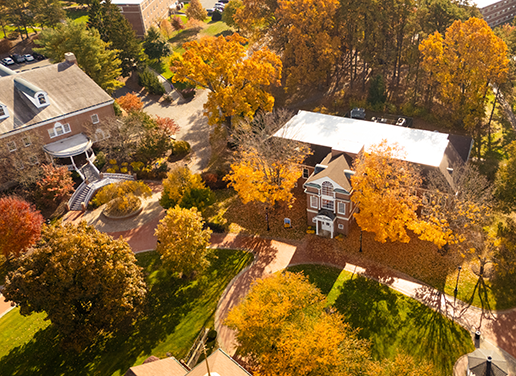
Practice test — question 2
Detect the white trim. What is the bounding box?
[7,141,17,152]
[310,195,318,209]
[338,201,346,215]
[336,215,350,221]
[22,136,31,147]
[0,104,8,120]
[48,122,71,139]
[91,113,100,124]
[0,100,114,140]
[28,155,39,165]
[338,223,344,229]
[307,208,318,214]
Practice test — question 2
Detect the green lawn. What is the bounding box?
[0,249,253,376]
[66,8,89,24]
[287,264,475,376]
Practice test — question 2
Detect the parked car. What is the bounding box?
[1,57,15,66]
[23,54,34,62]
[219,0,229,3]
[214,2,225,10]
[31,52,46,61]
[207,8,215,15]
[11,54,25,64]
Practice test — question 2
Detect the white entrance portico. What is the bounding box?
[313,210,335,238]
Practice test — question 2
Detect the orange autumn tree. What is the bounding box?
[225,272,370,376]
[116,92,144,113]
[170,33,282,126]
[224,111,311,208]
[0,196,44,260]
[351,141,423,243]
[419,17,509,130]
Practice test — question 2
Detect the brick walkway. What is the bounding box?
[2,207,515,373]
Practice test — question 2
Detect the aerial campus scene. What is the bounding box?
[0,0,516,375]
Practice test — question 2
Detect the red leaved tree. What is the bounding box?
[116,92,144,113]
[36,165,75,208]
[0,196,44,259]
[155,116,180,135]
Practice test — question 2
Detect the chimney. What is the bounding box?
[486,356,492,375]
[64,52,77,65]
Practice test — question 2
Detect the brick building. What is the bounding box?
[273,111,473,238]
[476,0,516,28]
[112,0,176,38]
[0,53,115,187]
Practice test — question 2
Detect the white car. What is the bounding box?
[1,57,14,66]
[23,54,34,62]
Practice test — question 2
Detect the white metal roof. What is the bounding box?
[43,133,92,158]
[273,111,450,167]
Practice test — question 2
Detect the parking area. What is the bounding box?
[1,56,51,72]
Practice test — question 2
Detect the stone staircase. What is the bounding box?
[67,171,135,212]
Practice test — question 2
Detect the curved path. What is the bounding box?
[3,200,513,373]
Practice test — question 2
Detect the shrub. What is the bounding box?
[138,68,166,95]
[212,10,222,22]
[35,165,74,209]
[92,180,152,207]
[104,194,141,217]
[94,151,106,170]
[131,161,145,172]
[160,166,204,209]
[109,159,117,165]
[172,140,191,155]
[201,172,227,190]
[121,167,128,173]
[113,101,122,116]
[116,92,144,113]
[171,16,185,31]
[179,187,215,211]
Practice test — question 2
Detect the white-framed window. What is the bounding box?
[15,159,24,170]
[22,136,31,147]
[7,141,16,152]
[0,105,7,119]
[310,196,318,209]
[48,123,71,138]
[29,155,39,165]
[322,181,334,197]
[338,202,346,215]
[37,93,47,105]
[322,199,334,211]
[312,217,317,223]
[338,224,344,230]
[91,114,100,124]
[302,168,309,179]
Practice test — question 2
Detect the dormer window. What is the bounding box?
[0,104,8,120]
[38,94,46,105]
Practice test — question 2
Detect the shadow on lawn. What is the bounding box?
[168,28,201,45]
[0,251,250,376]
[332,275,473,376]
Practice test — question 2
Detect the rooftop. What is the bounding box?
[274,111,451,168]
[111,0,144,4]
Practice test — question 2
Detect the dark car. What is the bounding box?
[31,52,46,61]
[11,54,25,64]
[350,108,366,120]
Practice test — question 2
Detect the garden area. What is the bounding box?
[287,264,475,376]
[0,249,252,376]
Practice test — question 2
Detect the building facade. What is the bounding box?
[274,111,473,238]
[113,0,176,38]
[0,53,115,187]
[476,0,516,28]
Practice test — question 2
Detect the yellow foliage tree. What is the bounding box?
[225,272,370,376]
[419,17,509,129]
[275,0,340,91]
[160,165,206,209]
[351,141,423,243]
[170,33,282,125]
[224,111,311,208]
[185,0,207,21]
[155,206,213,276]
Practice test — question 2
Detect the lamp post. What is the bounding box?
[265,206,270,232]
[359,229,363,253]
[453,266,462,304]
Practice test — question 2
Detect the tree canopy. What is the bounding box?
[34,22,123,93]
[0,196,43,260]
[420,17,509,130]
[143,26,171,61]
[224,110,311,207]
[225,272,370,376]
[3,222,147,350]
[171,33,282,126]
[185,0,207,21]
[155,206,213,277]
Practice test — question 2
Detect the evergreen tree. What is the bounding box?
[30,0,65,29]
[88,0,144,76]
[143,26,171,61]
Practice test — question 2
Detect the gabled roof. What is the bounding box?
[125,357,188,376]
[0,62,113,137]
[274,111,455,168]
[305,153,352,193]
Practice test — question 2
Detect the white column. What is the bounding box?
[316,219,319,236]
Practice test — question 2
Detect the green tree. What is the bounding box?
[367,74,387,107]
[6,0,30,39]
[143,26,171,61]
[3,222,147,350]
[222,0,243,28]
[34,22,123,93]
[225,272,370,376]
[185,0,207,21]
[30,0,65,29]
[88,0,145,76]
[155,206,213,277]
[160,166,206,209]
[495,140,516,213]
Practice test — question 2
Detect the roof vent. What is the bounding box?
[65,52,77,65]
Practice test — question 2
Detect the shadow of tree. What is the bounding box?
[169,28,201,45]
